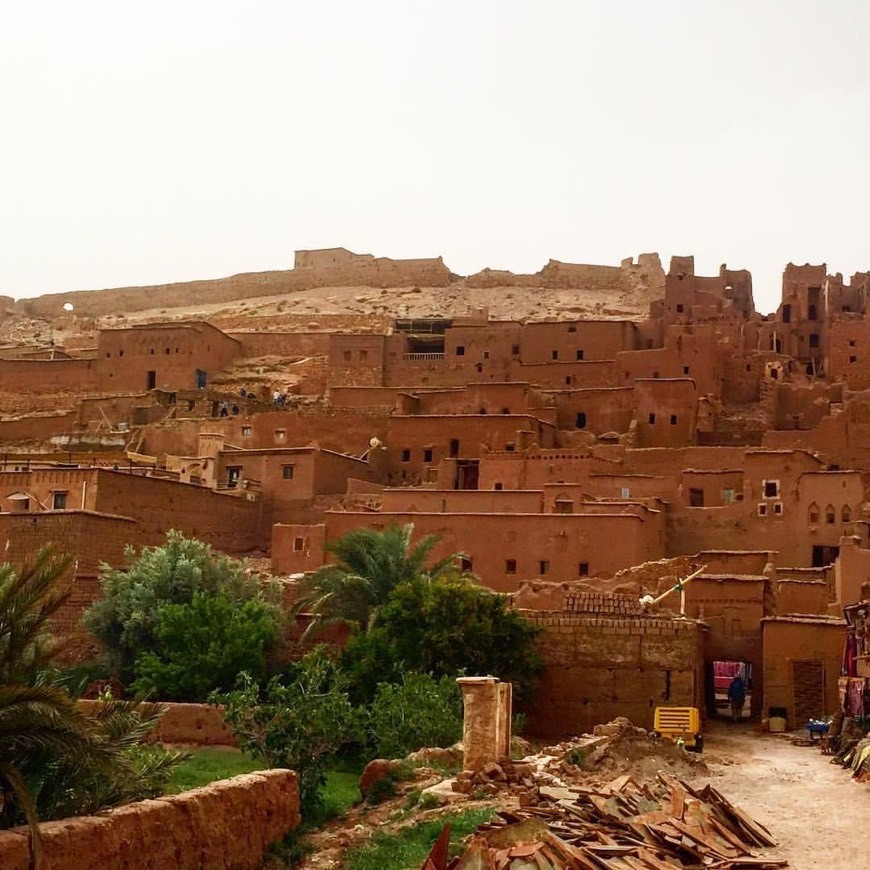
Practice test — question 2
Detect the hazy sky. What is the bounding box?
[2,1,869,313]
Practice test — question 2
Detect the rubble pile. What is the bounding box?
[439,772,786,869]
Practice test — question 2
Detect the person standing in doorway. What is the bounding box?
[727,674,746,722]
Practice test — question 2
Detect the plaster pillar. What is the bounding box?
[456,676,512,773]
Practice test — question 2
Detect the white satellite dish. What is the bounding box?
[62,302,74,312]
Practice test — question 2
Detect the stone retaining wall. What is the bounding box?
[0,769,300,870]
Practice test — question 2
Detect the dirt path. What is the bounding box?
[696,722,870,869]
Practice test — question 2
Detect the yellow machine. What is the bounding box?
[651,706,703,752]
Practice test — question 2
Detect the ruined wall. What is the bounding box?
[0,770,300,870]
[226,330,331,359]
[0,358,97,392]
[523,608,705,736]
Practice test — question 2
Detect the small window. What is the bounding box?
[512,344,520,355]
[455,345,465,356]
[165,347,170,354]
[505,443,516,453]
[808,304,818,321]
[746,364,752,372]
[567,325,577,333]
[850,356,857,363]
[670,414,678,425]
[494,482,503,491]
[483,350,490,359]
[551,350,559,360]
[648,413,656,424]
[242,426,252,436]
[401,449,411,462]
[52,491,68,510]
[554,498,573,514]
[423,447,433,463]
[274,429,286,443]
[676,303,684,313]
[293,536,305,552]
[849,340,857,347]
[359,349,368,361]
[809,333,820,348]
[476,364,484,374]
[843,505,852,523]
[809,506,819,524]
[773,502,783,515]
[118,349,124,357]
[757,503,768,517]
[539,560,550,575]
[763,480,779,498]
[683,366,690,375]
[579,562,589,576]
[460,556,473,572]
[782,304,792,323]
[150,348,155,355]
[689,488,705,507]
[722,488,735,505]
[576,349,584,361]
[576,412,587,429]
[282,465,295,480]
[620,487,630,498]
[826,505,836,524]
[653,371,660,379]
[505,559,517,574]
[342,350,352,361]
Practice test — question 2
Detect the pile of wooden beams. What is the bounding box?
[436,772,786,869]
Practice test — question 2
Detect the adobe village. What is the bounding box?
[1,247,869,869]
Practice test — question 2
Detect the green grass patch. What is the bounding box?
[319,769,361,820]
[167,747,266,793]
[345,807,497,870]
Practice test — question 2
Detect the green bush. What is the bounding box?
[367,673,462,759]
[84,532,282,700]
[342,577,544,705]
[215,648,362,818]
[131,591,278,701]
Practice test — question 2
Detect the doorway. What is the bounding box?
[146,370,156,390]
[811,545,839,567]
[711,659,753,721]
[455,459,480,491]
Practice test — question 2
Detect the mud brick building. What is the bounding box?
[10,247,870,733]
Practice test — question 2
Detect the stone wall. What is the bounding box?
[0,770,300,870]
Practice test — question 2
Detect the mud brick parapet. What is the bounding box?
[0,769,300,870]
[563,591,647,616]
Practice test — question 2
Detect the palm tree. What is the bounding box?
[293,523,464,638]
[0,549,114,865]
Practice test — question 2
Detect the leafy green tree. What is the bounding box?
[216,648,362,818]
[342,576,544,704]
[367,673,462,759]
[131,592,279,701]
[0,549,183,861]
[84,531,281,690]
[293,523,461,638]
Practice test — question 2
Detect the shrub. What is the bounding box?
[131,591,278,700]
[215,648,362,818]
[367,673,462,759]
[84,531,282,698]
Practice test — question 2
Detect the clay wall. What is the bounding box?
[762,617,846,728]
[327,385,402,409]
[95,322,241,392]
[515,359,619,390]
[772,382,832,430]
[547,387,635,434]
[775,580,830,615]
[271,523,327,575]
[581,473,678,502]
[0,770,300,870]
[92,470,262,553]
[412,383,545,417]
[678,469,743,507]
[0,412,78,444]
[228,330,331,359]
[826,318,870,388]
[634,379,697,447]
[518,321,637,364]
[0,510,136,638]
[78,700,235,745]
[384,414,555,485]
[834,536,870,606]
[379,489,544,514]
[322,509,665,592]
[327,333,387,387]
[0,358,97,392]
[523,610,705,736]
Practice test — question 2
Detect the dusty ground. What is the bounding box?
[697,721,870,869]
[298,722,868,869]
